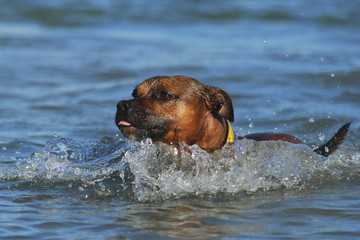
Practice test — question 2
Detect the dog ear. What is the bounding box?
[204,86,234,122]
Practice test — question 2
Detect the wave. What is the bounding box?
[2,1,359,27]
[1,135,359,202]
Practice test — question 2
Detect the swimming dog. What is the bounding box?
[115,75,350,156]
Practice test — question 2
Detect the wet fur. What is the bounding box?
[115,75,351,156]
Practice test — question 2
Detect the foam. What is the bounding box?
[1,136,358,202]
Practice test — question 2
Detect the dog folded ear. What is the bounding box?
[204,86,234,122]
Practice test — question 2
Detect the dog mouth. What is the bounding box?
[116,118,169,141]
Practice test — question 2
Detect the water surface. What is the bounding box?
[1,0,360,239]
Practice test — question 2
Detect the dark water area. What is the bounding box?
[1,0,360,239]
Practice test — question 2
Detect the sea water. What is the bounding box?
[1,0,360,239]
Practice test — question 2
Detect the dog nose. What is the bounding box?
[117,100,131,111]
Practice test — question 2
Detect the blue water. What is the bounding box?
[1,0,360,239]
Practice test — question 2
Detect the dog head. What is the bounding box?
[115,75,234,151]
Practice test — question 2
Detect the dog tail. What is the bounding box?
[313,122,351,157]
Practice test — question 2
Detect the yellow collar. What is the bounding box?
[226,120,235,143]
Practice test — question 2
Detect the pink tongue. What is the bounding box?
[118,121,131,126]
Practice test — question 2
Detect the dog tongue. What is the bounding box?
[118,121,131,126]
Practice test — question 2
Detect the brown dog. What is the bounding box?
[115,75,350,156]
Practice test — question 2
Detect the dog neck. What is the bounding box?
[195,116,234,152]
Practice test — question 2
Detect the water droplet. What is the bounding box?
[330,73,335,78]
[309,118,314,123]
[74,168,81,175]
[249,122,254,128]
[318,133,325,141]
[173,147,178,155]
[2,146,7,151]
[325,146,329,153]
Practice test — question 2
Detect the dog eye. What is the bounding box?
[158,91,176,101]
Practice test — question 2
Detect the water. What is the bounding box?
[1,0,360,239]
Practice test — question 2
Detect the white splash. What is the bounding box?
[122,138,334,202]
[1,135,359,202]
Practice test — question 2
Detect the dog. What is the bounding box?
[115,75,351,156]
